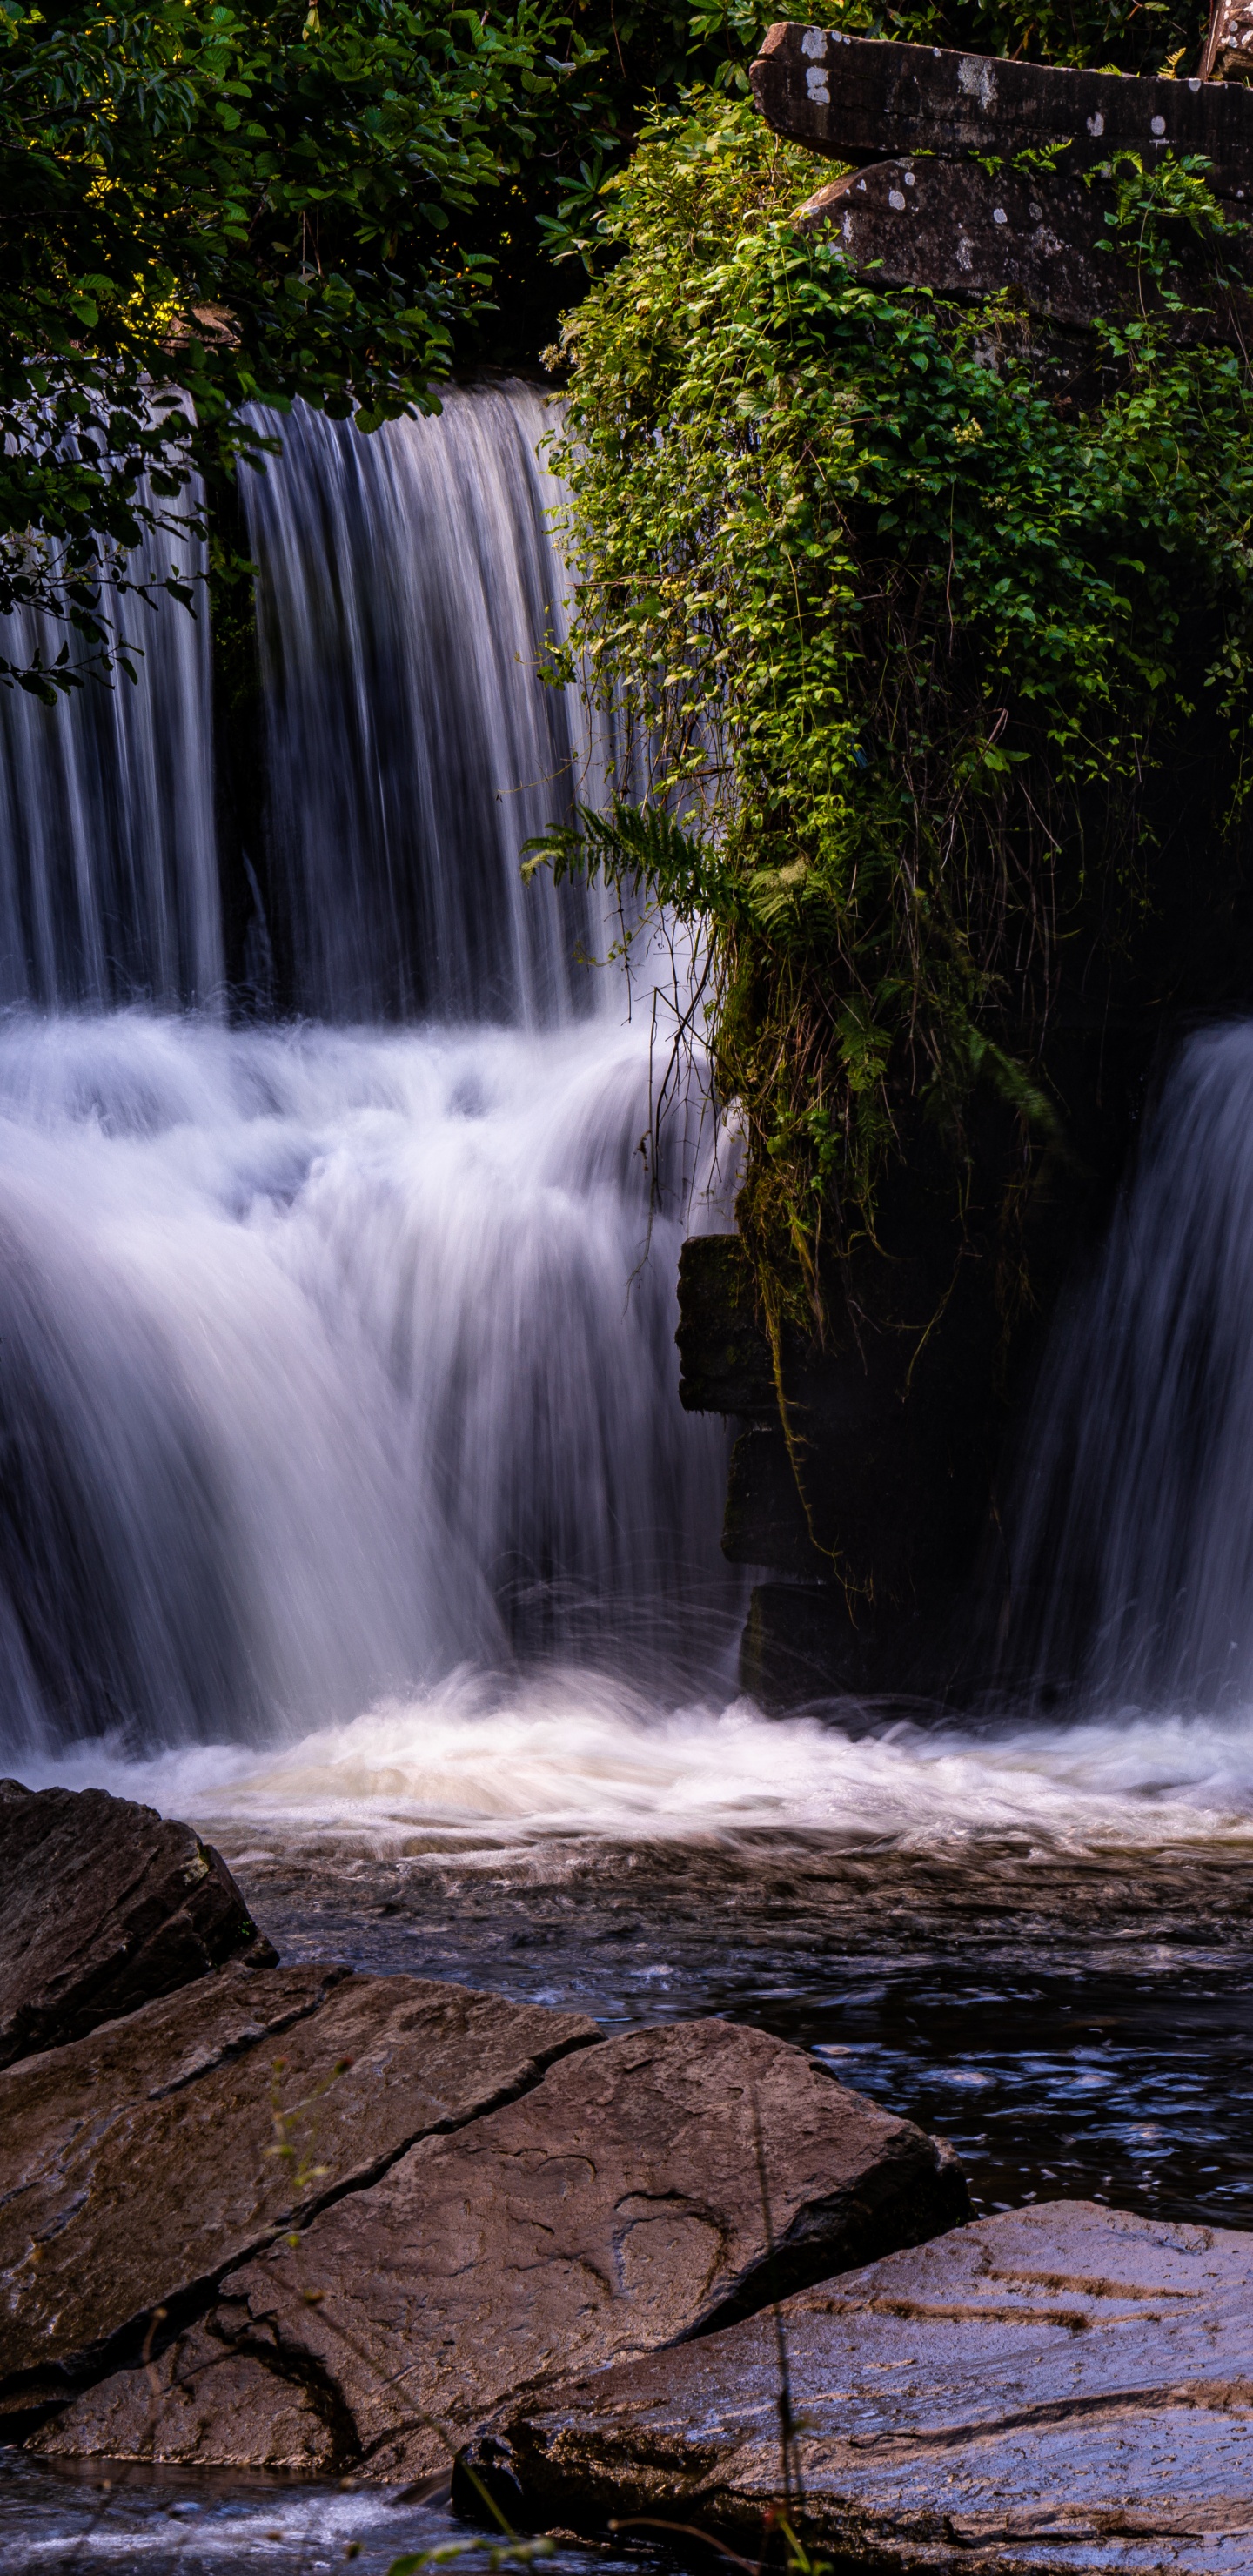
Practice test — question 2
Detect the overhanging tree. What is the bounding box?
[0,0,598,692]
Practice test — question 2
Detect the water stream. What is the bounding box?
[0,504,219,1012]
[1002,1017,1253,1709]
[1,380,1251,2570]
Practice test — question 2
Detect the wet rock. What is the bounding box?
[0,1778,275,2070]
[5,1959,597,2414]
[30,2322,343,2475]
[675,1237,775,1419]
[50,2019,967,2480]
[464,2199,1253,2573]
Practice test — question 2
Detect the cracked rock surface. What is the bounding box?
[0,1778,274,2070]
[36,2016,968,2479]
[4,1959,597,2412]
[463,2199,1253,2573]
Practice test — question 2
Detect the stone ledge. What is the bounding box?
[2,1959,597,2409]
[751,24,1253,201]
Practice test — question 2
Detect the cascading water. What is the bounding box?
[4,386,1251,1875]
[1000,1017,1253,1711]
[0,504,221,1010]
[242,385,597,1024]
[8,401,1253,2576]
[0,382,735,1762]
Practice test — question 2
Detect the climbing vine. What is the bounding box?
[529,94,1253,1334]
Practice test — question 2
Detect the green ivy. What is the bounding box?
[531,95,1253,1330]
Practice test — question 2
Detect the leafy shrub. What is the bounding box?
[532,94,1253,1335]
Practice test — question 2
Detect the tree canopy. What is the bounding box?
[2,0,1215,695]
[0,0,602,690]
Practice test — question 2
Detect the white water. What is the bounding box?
[0,385,736,1762]
[20,1681,1253,1855]
[1004,1018,1253,1714]
[0,1008,734,1760]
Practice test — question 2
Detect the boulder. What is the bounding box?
[3,1957,597,2413]
[37,2018,967,2481]
[462,2199,1253,2573]
[0,1777,275,2070]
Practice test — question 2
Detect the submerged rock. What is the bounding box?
[4,1959,597,2414]
[0,1778,274,2070]
[39,2017,967,2479]
[463,2200,1253,2573]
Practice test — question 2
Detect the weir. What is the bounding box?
[0,372,1251,1766]
[0,382,734,1761]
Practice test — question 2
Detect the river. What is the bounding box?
[1,380,1250,2572]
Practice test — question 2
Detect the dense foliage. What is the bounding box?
[533,96,1253,1334]
[0,0,1215,694]
[0,0,599,689]
[539,0,1216,285]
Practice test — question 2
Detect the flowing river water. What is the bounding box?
[1,381,1251,2570]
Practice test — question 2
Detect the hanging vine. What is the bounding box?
[527,93,1253,1338]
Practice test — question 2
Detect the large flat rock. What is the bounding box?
[465,2200,1253,2573]
[3,1958,596,2412]
[37,2018,968,2481]
[0,1778,275,2069]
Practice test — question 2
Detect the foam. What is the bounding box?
[22,1672,1253,1859]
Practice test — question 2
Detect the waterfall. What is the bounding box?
[0,384,734,1761]
[241,386,596,1024]
[1001,1018,1253,1711]
[0,506,221,1010]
